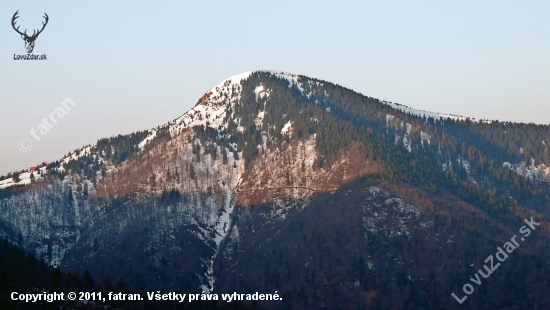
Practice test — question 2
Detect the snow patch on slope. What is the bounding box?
[281,121,293,136]
[421,131,431,145]
[254,85,270,101]
[255,110,265,127]
[363,186,428,240]
[268,71,304,92]
[503,159,550,183]
[62,147,91,163]
[138,128,157,150]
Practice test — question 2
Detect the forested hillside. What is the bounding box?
[1,71,548,309]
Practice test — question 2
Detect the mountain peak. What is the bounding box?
[1,70,549,308]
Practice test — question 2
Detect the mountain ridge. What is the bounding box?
[1,70,549,309]
[2,70,548,188]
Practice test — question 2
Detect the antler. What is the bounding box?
[11,11,26,37]
[29,13,49,39]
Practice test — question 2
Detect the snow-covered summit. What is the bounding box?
[137,70,303,150]
[135,70,498,153]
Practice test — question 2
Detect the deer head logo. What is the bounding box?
[11,11,49,53]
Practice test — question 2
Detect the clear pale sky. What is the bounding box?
[1,1,549,175]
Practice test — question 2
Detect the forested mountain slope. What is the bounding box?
[1,71,548,309]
